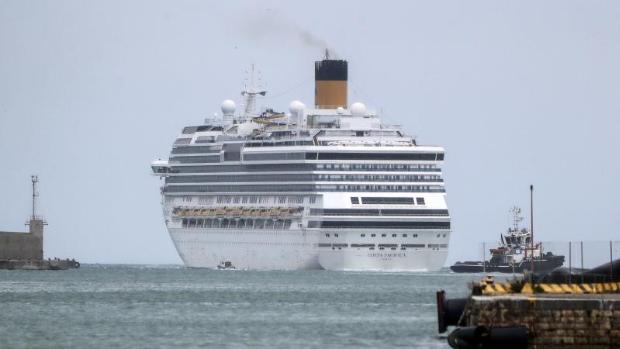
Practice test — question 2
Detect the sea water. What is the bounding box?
[0,265,491,348]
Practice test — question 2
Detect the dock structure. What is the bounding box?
[0,176,79,270]
[438,270,620,348]
[0,217,44,261]
[461,293,620,348]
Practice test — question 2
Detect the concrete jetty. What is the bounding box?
[0,176,79,270]
[462,292,620,347]
[438,278,620,348]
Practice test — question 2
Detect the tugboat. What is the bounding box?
[451,206,564,273]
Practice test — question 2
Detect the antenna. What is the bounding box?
[241,64,267,119]
[530,184,535,276]
[31,175,39,220]
[510,206,523,231]
[325,48,330,60]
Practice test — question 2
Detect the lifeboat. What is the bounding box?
[229,207,243,217]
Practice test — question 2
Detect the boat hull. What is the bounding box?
[169,228,449,271]
[169,228,321,270]
[450,255,565,273]
[319,247,447,272]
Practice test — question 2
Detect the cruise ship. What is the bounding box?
[151,55,451,271]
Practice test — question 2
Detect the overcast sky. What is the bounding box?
[1,0,619,264]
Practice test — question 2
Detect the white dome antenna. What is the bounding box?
[289,100,305,115]
[289,100,306,130]
[221,99,236,116]
[350,102,367,116]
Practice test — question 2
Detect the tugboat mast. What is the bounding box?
[530,184,535,276]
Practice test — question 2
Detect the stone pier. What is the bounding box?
[462,294,620,348]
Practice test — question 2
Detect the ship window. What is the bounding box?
[402,234,407,238]
[379,247,385,250]
[309,196,317,204]
[443,234,446,237]
[416,197,426,205]
[325,234,330,237]
[350,197,360,204]
[316,152,439,161]
[361,197,414,205]
[402,244,425,248]
[361,234,366,237]
[334,233,339,237]
[436,234,440,238]
[392,234,397,237]
[314,221,451,229]
[413,234,418,238]
[381,234,386,237]
[371,234,376,237]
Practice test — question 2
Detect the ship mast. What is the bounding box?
[241,64,267,119]
[530,184,535,275]
[510,206,523,231]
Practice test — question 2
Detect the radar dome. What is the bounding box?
[221,99,236,115]
[336,106,345,115]
[350,102,367,116]
[289,100,305,115]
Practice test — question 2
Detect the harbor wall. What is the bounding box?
[0,219,43,260]
[464,294,620,348]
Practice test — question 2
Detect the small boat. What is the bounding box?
[216,261,236,270]
[451,206,565,274]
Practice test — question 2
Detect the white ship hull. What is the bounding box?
[169,228,321,270]
[319,248,447,272]
[167,226,448,271]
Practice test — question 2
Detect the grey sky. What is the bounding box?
[1,0,619,264]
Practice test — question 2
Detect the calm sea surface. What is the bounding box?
[0,265,491,348]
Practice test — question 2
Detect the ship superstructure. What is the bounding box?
[152,56,451,271]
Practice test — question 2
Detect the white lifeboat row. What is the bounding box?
[172,206,304,218]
